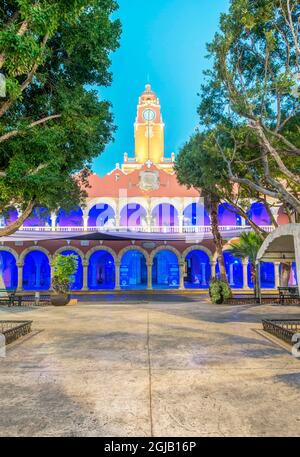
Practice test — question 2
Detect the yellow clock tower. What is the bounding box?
[122,84,175,174]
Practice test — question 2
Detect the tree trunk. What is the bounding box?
[251,263,259,302]
[280,263,291,287]
[210,198,228,283]
[0,200,35,237]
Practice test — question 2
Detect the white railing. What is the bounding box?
[14,224,276,234]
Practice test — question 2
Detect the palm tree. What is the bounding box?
[229,232,263,301]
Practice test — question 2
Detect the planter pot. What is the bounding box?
[51,294,70,306]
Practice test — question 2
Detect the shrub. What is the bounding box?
[52,254,78,294]
[209,279,232,304]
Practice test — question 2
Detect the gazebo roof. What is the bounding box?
[257,224,300,262]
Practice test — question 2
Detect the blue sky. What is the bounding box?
[92,0,229,176]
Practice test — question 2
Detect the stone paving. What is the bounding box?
[0,296,300,437]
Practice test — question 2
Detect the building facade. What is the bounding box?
[0,85,298,292]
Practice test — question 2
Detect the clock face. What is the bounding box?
[143,108,156,122]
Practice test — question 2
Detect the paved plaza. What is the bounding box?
[1,296,300,437]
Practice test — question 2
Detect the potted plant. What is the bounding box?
[51,254,78,306]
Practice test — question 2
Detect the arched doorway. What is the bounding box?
[23,207,51,227]
[216,251,243,288]
[60,250,83,290]
[183,203,210,227]
[152,204,179,228]
[0,207,18,227]
[120,250,147,289]
[120,204,147,228]
[88,204,115,227]
[56,206,83,227]
[247,202,271,226]
[23,251,50,290]
[184,250,211,288]
[88,251,115,290]
[0,251,17,289]
[152,250,179,289]
[248,261,275,289]
[218,203,242,226]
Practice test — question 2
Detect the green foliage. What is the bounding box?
[197,0,300,216]
[52,254,78,294]
[228,232,263,265]
[209,279,232,304]
[229,232,263,299]
[0,0,121,224]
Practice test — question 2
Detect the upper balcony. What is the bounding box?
[0,200,289,236]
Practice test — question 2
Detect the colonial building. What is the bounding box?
[0,85,297,292]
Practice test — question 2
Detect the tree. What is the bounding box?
[228,232,263,301]
[175,133,229,283]
[198,0,300,217]
[0,0,121,236]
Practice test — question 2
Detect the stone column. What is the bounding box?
[50,261,55,291]
[178,214,184,233]
[242,260,250,290]
[83,216,88,232]
[83,261,88,291]
[146,213,152,232]
[17,262,23,291]
[179,262,185,290]
[51,212,56,231]
[147,261,153,290]
[274,261,280,289]
[115,260,120,290]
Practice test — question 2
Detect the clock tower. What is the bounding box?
[135,84,164,164]
[122,84,175,174]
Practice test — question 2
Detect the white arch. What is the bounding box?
[0,246,19,262]
[182,245,213,262]
[119,200,148,215]
[53,246,85,262]
[150,197,182,213]
[86,246,118,263]
[19,246,51,264]
[150,245,181,264]
[118,246,150,264]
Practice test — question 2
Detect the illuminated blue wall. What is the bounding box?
[23,251,50,290]
[88,251,115,290]
[152,250,179,289]
[152,204,178,227]
[88,204,115,227]
[56,206,83,227]
[0,251,17,289]
[248,262,275,288]
[120,204,147,227]
[183,203,210,226]
[60,250,83,290]
[216,251,243,288]
[247,202,271,226]
[0,207,18,227]
[218,203,242,226]
[120,250,147,289]
[185,250,211,288]
[23,207,51,227]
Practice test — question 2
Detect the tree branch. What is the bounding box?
[0,114,61,143]
[0,199,35,237]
